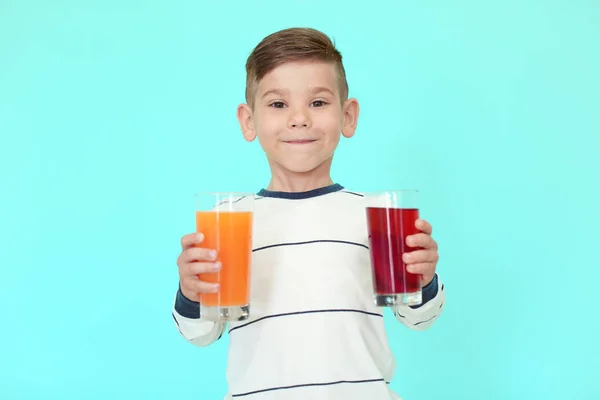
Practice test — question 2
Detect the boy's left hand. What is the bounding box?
[402,219,439,287]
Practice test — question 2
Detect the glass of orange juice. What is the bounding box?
[195,192,254,322]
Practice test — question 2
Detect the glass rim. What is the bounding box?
[194,191,256,197]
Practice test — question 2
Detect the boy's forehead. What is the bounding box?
[257,61,339,93]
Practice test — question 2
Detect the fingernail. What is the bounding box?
[209,250,217,260]
[212,262,221,271]
[212,284,220,292]
[196,233,204,242]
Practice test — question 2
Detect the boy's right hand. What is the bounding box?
[177,233,221,302]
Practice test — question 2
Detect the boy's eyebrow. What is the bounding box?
[261,87,336,99]
[261,89,287,99]
[310,86,335,96]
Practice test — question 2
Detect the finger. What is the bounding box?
[406,233,438,250]
[186,261,222,276]
[181,233,204,250]
[182,247,218,263]
[182,277,220,294]
[406,262,436,275]
[415,219,432,235]
[403,250,439,264]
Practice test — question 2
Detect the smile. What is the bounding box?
[283,139,317,144]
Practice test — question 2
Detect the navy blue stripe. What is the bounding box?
[414,315,438,326]
[340,190,364,197]
[215,195,248,207]
[172,312,181,330]
[253,239,368,252]
[395,309,438,326]
[257,183,343,199]
[232,378,386,397]
[229,309,383,334]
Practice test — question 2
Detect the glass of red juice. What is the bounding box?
[365,190,423,307]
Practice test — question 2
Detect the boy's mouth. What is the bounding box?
[284,139,317,144]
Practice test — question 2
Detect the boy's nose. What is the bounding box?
[288,110,311,128]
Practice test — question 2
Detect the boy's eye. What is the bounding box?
[269,101,286,108]
[311,100,327,107]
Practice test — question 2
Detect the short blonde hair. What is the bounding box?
[244,27,349,108]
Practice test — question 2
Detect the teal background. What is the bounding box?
[1,1,599,399]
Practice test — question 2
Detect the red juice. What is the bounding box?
[366,207,422,294]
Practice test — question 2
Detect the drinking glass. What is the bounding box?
[195,192,254,321]
[365,190,423,307]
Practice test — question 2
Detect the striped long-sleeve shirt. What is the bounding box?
[173,184,446,400]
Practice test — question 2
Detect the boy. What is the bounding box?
[173,27,445,400]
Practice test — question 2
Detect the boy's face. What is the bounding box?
[237,61,359,176]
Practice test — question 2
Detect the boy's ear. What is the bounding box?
[341,98,360,139]
[236,103,256,142]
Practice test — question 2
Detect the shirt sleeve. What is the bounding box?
[172,286,227,346]
[392,273,446,331]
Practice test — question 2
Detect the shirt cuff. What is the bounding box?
[409,273,439,309]
[174,285,201,318]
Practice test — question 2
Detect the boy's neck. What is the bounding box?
[266,161,334,193]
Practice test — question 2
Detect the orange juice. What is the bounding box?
[195,210,253,307]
